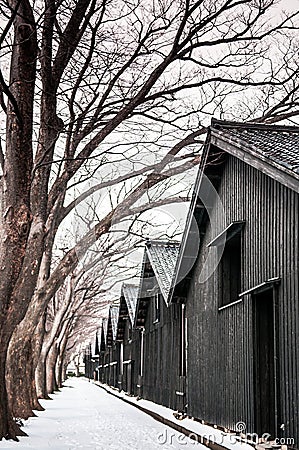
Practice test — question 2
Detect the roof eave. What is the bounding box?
[145,247,169,305]
[167,130,212,304]
[210,129,299,194]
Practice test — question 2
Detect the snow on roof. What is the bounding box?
[109,305,120,341]
[122,283,139,325]
[94,331,100,356]
[102,317,108,343]
[146,240,180,304]
[168,119,299,305]
[211,119,299,180]
[96,317,105,351]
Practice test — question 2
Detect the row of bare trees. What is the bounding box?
[0,0,298,440]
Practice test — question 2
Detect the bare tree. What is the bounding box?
[35,233,144,399]
[0,0,298,440]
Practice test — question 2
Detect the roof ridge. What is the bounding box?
[211,118,299,133]
[122,282,139,289]
[145,239,180,247]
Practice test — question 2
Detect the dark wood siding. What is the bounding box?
[142,295,183,411]
[186,153,299,445]
[122,319,139,395]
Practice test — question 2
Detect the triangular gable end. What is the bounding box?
[122,283,139,326]
[110,305,120,341]
[168,118,299,305]
[145,240,180,305]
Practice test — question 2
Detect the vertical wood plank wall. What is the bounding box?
[142,297,182,410]
[186,153,299,445]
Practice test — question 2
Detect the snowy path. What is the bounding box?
[0,378,207,450]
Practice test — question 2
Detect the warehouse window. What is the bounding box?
[207,221,244,309]
[153,293,160,323]
[220,230,242,307]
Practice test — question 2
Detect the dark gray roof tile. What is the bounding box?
[122,283,139,325]
[168,119,299,305]
[110,305,120,341]
[102,317,108,343]
[212,120,299,176]
[146,240,180,303]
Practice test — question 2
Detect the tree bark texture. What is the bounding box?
[0,0,38,439]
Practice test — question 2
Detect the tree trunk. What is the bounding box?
[46,343,59,394]
[62,361,68,383]
[34,315,50,399]
[6,306,48,419]
[36,351,50,399]
[56,352,64,388]
[75,363,80,377]
[29,328,45,412]
[0,344,10,440]
[56,333,68,388]
[6,333,43,420]
[0,332,26,440]
[0,0,38,440]
[55,339,64,388]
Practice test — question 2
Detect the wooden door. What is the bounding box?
[253,287,279,439]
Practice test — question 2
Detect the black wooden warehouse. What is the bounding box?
[170,119,299,446]
[85,119,298,448]
[92,284,140,394]
[134,240,186,411]
[97,317,108,383]
[115,283,139,395]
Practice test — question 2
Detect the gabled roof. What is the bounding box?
[122,283,138,326]
[168,119,299,304]
[210,119,299,193]
[102,317,108,345]
[96,317,108,352]
[134,240,181,327]
[146,240,180,303]
[94,331,100,356]
[115,283,139,341]
[109,305,120,342]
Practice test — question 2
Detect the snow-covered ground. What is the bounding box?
[0,378,208,450]
[98,383,254,450]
